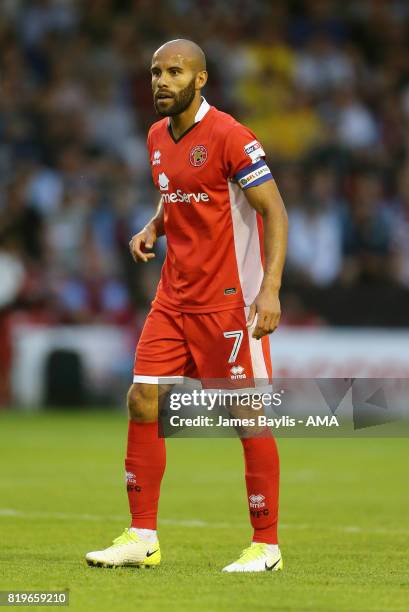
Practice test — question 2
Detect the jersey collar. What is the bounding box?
[167,97,210,127]
[167,97,211,143]
[194,97,210,122]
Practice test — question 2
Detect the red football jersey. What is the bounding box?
[147,98,273,313]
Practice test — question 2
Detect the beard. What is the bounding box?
[154,78,196,117]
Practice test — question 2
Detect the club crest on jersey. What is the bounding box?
[158,172,169,191]
[190,145,208,167]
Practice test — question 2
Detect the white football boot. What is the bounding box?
[85,528,160,568]
[222,543,283,573]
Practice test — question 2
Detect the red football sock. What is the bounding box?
[125,420,166,529]
[241,431,280,544]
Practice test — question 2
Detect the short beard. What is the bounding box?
[154,78,196,117]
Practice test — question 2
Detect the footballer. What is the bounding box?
[86,39,288,573]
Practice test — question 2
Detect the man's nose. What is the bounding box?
[156,73,169,88]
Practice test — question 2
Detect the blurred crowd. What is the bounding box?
[1,0,409,328]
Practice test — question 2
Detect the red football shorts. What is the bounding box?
[133,303,272,385]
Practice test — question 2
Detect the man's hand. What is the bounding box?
[129,223,157,263]
[246,287,281,339]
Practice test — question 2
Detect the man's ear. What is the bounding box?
[196,70,208,90]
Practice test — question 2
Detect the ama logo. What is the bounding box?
[158,172,169,191]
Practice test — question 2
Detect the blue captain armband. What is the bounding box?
[234,159,273,190]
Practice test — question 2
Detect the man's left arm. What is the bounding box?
[244,179,288,339]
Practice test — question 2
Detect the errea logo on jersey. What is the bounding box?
[152,150,161,165]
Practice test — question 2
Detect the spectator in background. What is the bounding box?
[275,164,305,213]
[289,0,348,48]
[17,0,78,49]
[294,33,355,95]
[390,165,409,286]
[332,85,379,151]
[84,76,145,169]
[45,187,90,275]
[0,177,44,264]
[340,170,393,284]
[25,160,63,216]
[287,166,342,286]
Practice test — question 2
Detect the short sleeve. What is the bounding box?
[223,124,273,190]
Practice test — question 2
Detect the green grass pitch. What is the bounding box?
[0,411,408,611]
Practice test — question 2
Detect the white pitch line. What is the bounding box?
[0,508,408,536]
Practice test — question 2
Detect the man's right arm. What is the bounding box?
[129,198,164,263]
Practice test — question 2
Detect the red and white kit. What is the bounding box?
[134,98,274,384]
[126,99,280,548]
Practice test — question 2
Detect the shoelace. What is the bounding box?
[237,543,267,564]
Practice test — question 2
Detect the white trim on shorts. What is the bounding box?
[133,375,200,386]
[244,307,269,379]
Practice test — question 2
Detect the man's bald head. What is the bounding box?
[153,39,206,73]
[151,39,208,118]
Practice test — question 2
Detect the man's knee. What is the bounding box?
[127,383,158,422]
